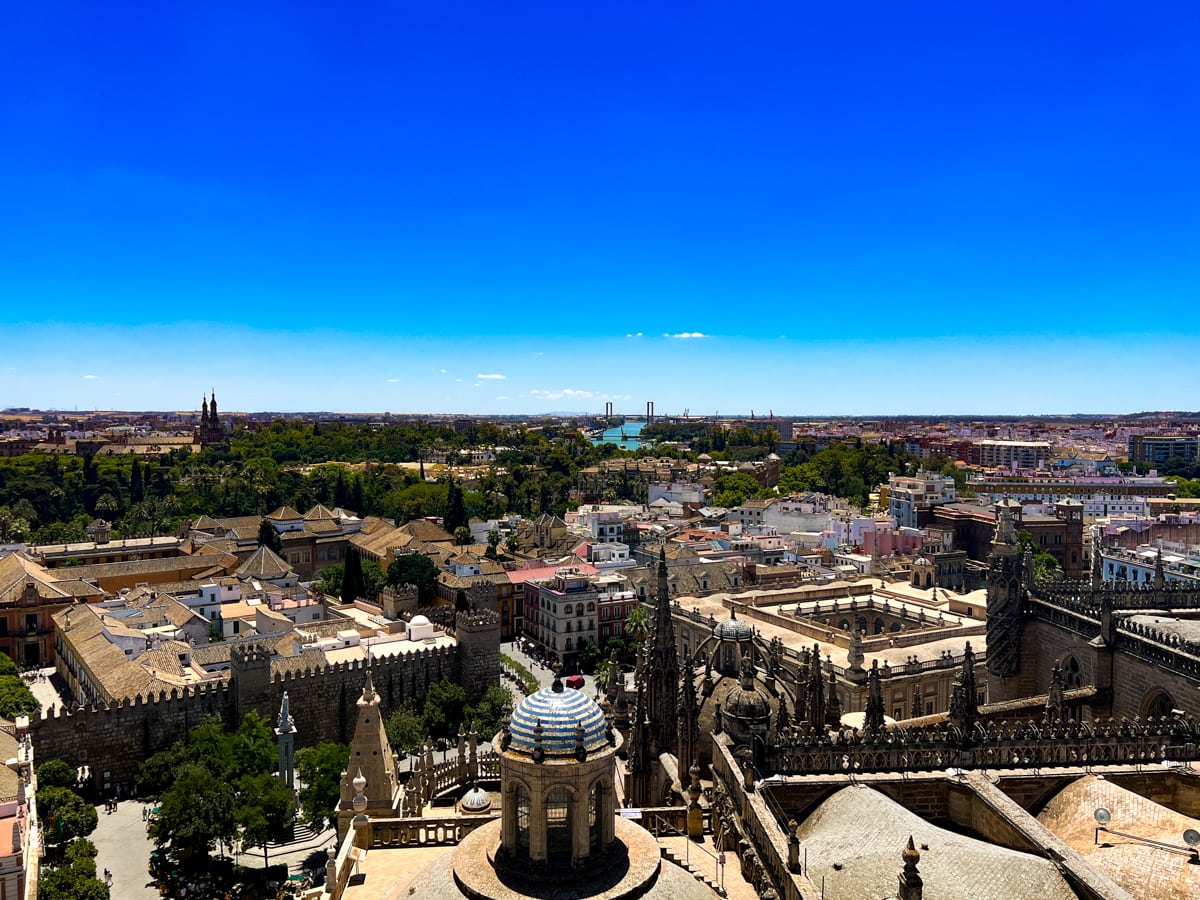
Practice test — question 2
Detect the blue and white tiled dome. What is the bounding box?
[508,684,609,756]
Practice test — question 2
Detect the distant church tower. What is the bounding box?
[196,390,226,446]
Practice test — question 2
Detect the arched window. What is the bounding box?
[589,783,599,851]
[1143,689,1176,720]
[546,787,572,858]
[587,602,595,612]
[1062,655,1083,689]
[516,784,530,850]
[873,618,885,635]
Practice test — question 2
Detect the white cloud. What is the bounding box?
[476,373,506,380]
[496,395,509,401]
[440,369,447,373]
[625,332,644,338]
[663,332,706,339]
[82,374,98,380]
[456,378,463,382]
[530,388,595,401]
[386,378,400,383]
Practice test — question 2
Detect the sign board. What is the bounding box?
[719,853,726,865]
[619,808,643,820]
[350,847,368,862]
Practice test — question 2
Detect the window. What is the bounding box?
[516,785,530,850]
[546,788,572,857]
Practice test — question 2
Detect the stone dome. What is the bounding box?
[714,612,753,642]
[724,680,771,721]
[509,683,608,756]
[458,786,493,814]
[410,614,431,626]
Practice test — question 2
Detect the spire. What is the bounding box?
[1091,527,1104,589]
[806,643,826,729]
[1045,661,1065,725]
[277,691,295,734]
[993,503,1017,546]
[201,395,209,423]
[738,650,756,690]
[646,542,680,756]
[898,835,924,900]
[865,659,885,735]
[825,659,842,727]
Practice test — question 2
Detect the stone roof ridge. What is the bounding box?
[266,505,304,521]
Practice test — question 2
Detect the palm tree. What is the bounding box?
[626,607,651,642]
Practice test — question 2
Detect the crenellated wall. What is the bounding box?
[31,616,500,790]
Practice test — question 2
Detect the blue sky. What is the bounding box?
[3,3,1198,415]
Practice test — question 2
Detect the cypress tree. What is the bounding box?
[130,458,144,503]
[343,546,366,602]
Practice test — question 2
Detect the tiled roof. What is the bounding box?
[304,504,338,521]
[266,506,304,521]
[400,520,455,544]
[0,554,72,605]
[237,545,293,580]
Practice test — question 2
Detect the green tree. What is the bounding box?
[37,838,109,900]
[384,703,427,755]
[342,545,367,602]
[422,678,468,745]
[37,785,98,846]
[37,758,78,790]
[137,742,188,796]
[384,552,439,603]
[444,478,468,533]
[625,607,651,641]
[466,685,512,740]
[0,675,39,719]
[712,471,762,509]
[1016,530,1062,582]
[151,762,236,858]
[0,652,18,677]
[129,457,144,504]
[257,517,283,554]
[453,526,472,546]
[295,742,350,832]
[577,639,603,675]
[314,562,344,598]
[235,772,294,867]
[505,533,520,555]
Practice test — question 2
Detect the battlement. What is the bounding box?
[456,609,500,630]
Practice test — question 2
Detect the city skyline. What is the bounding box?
[4,4,1199,415]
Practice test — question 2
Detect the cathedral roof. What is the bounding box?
[508,684,608,756]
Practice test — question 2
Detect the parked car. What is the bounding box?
[565,674,585,690]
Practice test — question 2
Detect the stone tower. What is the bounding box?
[455,609,500,703]
[230,642,272,723]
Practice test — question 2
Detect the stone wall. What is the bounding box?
[31,615,501,790]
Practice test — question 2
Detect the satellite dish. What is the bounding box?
[1093,808,1112,826]
[1184,828,1200,848]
